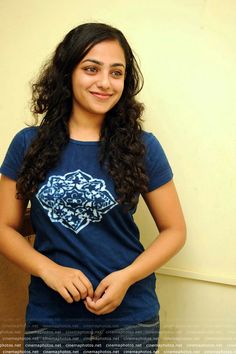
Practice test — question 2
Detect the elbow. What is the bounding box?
[171,221,187,252]
[178,222,187,249]
[181,228,187,248]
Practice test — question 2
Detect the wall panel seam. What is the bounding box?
[156,266,236,286]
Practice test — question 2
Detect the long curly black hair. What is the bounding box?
[16,23,149,210]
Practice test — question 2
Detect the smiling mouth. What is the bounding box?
[90,91,113,100]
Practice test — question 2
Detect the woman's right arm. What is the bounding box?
[0,174,93,302]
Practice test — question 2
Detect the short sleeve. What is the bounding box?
[143,132,173,192]
[0,127,37,181]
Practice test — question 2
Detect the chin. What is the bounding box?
[90,104,115,115]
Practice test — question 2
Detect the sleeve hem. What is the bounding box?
[147,170,174,192]
[0,166,18,181]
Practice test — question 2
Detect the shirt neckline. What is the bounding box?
[69,138,100,145]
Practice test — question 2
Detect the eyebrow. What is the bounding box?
[81,59,125,68]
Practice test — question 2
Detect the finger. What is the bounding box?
[84,299,97,314]
[84,300,113,315]
[72,280,88,300]
[66,283,81,302]
[59,288,74,304]
[95,305,115,315]
[77,271,94,298]
[86,292,110,311]
[93,281,108,302]
[85,296,96,308]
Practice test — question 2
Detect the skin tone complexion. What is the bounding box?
[69,40,126,141]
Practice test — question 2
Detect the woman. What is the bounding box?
[0,23,186,352]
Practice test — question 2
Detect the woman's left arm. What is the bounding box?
[123,179,187,284]
[84,179,186,315]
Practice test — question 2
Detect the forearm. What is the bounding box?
[0,225,55,277]
[0,224,95,302]
[124,228,186,285]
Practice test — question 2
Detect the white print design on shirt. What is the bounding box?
[36,169,118,233]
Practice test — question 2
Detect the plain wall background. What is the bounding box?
[0,0,236,351]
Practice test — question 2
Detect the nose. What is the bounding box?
[96,71,111,90]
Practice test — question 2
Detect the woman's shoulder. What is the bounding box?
[141,130,161,148]
[15,126,38,140]
[141,130,155,140]
[141,129,171,162]
[12,126,38,147]
[140,130,173,189]
[0,127,39,181]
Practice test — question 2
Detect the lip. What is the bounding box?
[90,91,113,100]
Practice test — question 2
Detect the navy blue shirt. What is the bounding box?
[0,127,173,329]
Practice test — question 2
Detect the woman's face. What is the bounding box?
[71,40,126,119]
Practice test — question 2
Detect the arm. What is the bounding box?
[124,179,186,283]
[0,174,93,302]
[84,179,186,315]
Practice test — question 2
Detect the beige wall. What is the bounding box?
[0,0,236,351]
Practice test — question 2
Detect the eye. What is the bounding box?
[111,70,123,78]
[83,66,98,74]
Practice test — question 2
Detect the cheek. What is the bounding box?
[72,74,93,91]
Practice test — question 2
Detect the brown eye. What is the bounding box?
[84,66,98,74]
[111,70,123,78]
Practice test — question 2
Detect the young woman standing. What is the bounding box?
[0,23,186,353]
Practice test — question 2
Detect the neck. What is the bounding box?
[69,110,105,141]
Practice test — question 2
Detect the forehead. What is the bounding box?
[81,40,126,66]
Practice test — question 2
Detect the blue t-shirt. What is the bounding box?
[0,127,173,329]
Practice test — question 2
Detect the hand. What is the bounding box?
[84,269,132,315]
[40,263,94,303]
